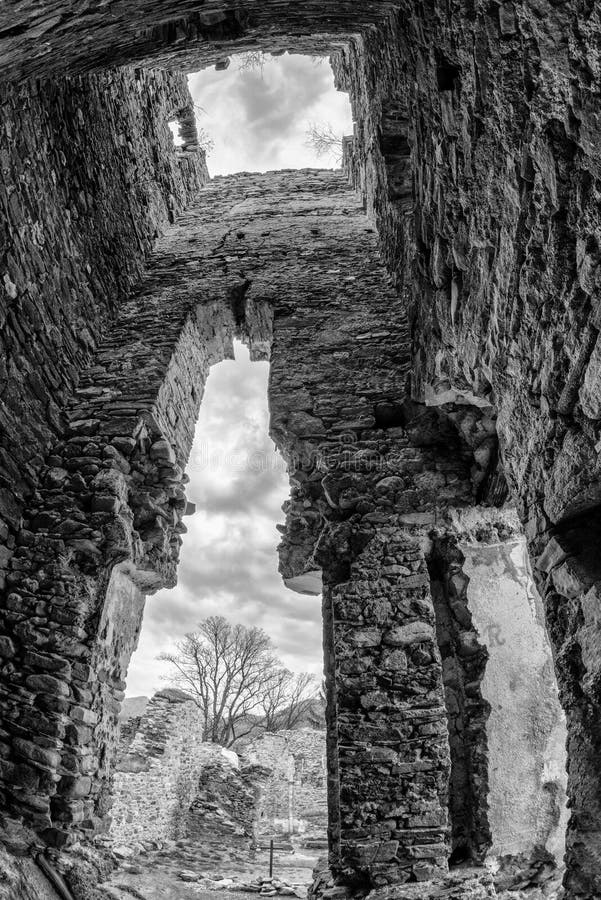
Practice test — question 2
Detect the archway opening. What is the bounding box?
[113,340,327,894]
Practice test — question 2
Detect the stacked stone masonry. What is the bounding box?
[110,689,207,844]
[0,67,207,592]
[0,2,600,899]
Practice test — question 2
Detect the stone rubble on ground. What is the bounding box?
[365,868,497,898]
[175,870,306,897]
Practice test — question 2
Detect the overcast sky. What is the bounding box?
[187,53,353,174]
[125,342,323,696]
[127,55,352,698]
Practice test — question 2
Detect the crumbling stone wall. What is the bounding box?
[0,3,402,81]
[427,534,491,865]
[0,156,570,894]
[0,164,440,880]
[244,729,327,839]
[185,756,269,849]
[0,2,600,896]
[110,689,206,843]
[335,12,601,892]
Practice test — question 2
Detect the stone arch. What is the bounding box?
[3,156,520,892]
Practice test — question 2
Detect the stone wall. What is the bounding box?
[0,165,451,885]
[0,154,571,894]
[244,730,327,839]
[0,3,600,895]
[0,3,401,81]
[0,69,207,595]
[110,689,207,843]
[388,507,567,884]
[0,65,208,855]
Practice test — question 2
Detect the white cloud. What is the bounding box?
[187,53,353,175]
[126,344,323,697]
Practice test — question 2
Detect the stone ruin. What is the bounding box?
[109,692,328,851]
[110,689,211,845]
[245,730,328,848]
[0,2,600,899]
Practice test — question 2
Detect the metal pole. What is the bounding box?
[269,838,274,878]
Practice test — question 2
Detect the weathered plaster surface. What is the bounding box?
[461,533,567,873]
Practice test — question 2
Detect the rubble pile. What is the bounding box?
[177,872,305,896]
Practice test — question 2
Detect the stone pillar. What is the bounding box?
[279,459,456,889]
[271,348,476,889]
[323,511,450,887]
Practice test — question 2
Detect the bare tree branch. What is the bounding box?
[236,51,267,73]
[158,616,319,747]
[305,121,343,166]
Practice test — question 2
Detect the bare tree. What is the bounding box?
[260,670,318,732]
[158,616,318,746]
[236,51,267,73]
[305,121,343,166]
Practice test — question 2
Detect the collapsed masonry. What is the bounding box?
[110,692,328,850]
[0,2,600,899]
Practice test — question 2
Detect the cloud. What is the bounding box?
[126,343,323,698]
[126,56,348,697]
[187,53,353,175]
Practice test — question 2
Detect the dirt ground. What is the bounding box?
[100,842,318,900]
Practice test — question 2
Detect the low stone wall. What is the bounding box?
[110,690,207,843]
[244,729,327,839]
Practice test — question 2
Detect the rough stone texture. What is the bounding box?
[117,696,150,751]
[0,168,460,890]
[368,506,566,889]
[0,848,62,900]
[244,729,327,840]
[311,859,496,900]
[428,534,491,867]
[335,13,601,893]
[110,689,207,843]
[0,68,207,593]
[0,154,571,896]
[365,867,496,898]
[185,755,269,849]
[0,4,402,81]
[1,3,601,896]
